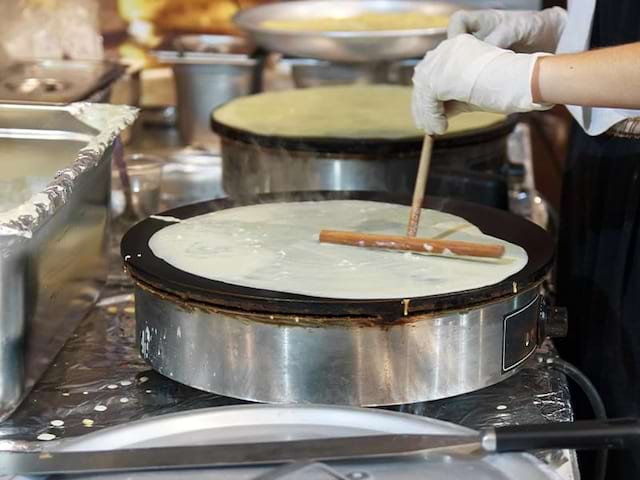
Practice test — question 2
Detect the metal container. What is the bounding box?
[0,103,136,421]
[122,192,566,406]
[50,405,562,480]
[153,35,263,151]
[211,112,516,204]
[0,60,124,103]
[289,57,418,88]
[160,150,225,210]
[289,58,391,87]
[234,0,462,63]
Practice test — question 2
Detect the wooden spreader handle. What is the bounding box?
[407,135,433,237]
[319,230,505,259]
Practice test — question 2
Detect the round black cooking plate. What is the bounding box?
[211,107,518,155]
[122,191,554,317]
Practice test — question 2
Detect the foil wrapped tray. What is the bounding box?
[0,102,137,422]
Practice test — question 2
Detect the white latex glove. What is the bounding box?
[412,34,552,135]
[448,7,567,53]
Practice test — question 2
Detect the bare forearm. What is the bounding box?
[532,43,640,109]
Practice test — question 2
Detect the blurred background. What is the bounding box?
[0,0,569,214]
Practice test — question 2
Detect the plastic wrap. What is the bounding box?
[0,0,103,61]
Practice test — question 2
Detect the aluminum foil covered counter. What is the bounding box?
[0,103,137,421]
[0,280,576,477]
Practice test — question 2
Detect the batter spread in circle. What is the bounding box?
[148,200,527,300]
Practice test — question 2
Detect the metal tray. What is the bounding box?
[0,103,136,422]
[31,405,561,480]
[0,60,125,103]
[233,0,464,62]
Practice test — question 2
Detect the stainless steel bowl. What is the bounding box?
[234,0,463,63]
[154,35,262,151]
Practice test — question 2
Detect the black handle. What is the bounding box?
[249,48,269,94]
[491,418,640,452]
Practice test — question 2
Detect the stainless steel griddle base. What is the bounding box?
[135,282,542,406]
[123,191,554,406]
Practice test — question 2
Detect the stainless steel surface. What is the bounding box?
[160,151,224,209]
[154,35,260,151]
[219,134,511,197]
[221,137,417,195]
[136,284,542,406]
[154,35,254,61]
[288,58,389,87]
[0,60,124,103]
[26,405,560,479]
[482,429,498,453]
[234,0,462,63]
[388,58,420,85]
[1,433,483,475]
[110,63,143,145]
[288,58,418,88]
[0,103,136,422]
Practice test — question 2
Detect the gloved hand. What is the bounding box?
[447,7,567,53]
[412,34,553,135]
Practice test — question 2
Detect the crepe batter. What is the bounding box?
[260,12,450,32]
[212,85,506,139]
[148,200,527,300]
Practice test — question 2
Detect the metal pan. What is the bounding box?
[122,191,553,318]
[233,0,465,62]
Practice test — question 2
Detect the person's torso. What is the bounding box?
[558,0,640,135]
[590,0,640,48]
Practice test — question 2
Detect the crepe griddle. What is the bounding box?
[210,107,517,155]
[122,191,553,318]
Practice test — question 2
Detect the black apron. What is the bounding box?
[556,1,640,478]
